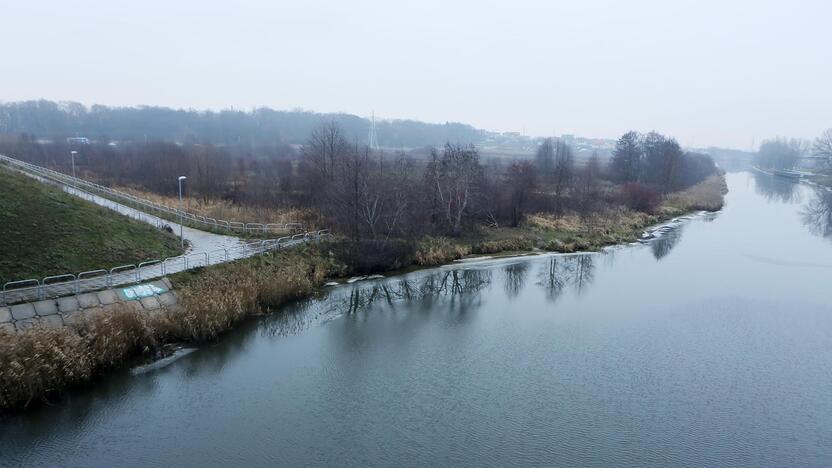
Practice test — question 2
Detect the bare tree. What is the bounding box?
[304,121,349,181]
[552,140,574,216]
[382,151,417,239]
[575,152,602,233]
[425,144,482,236]
[535,138,555,177]
[505,160,538,227]
[813,129,832,169]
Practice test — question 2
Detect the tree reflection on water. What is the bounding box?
[502,262,529,298]
[752,170,801,203]
[536,254,596,303]
[651,226,684,260]
[802,188,832,241]
[337,268,494,315]
[260,253,609,337]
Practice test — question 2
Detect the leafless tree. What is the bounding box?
[304,121,349,181]
[813,129,832,169]
[552,140,574,216]
[505,160,538,227]
[535,138,555,176]
[425,144,483,236]
[575,152,602,233]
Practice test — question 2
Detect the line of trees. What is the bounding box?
[1,125,718,244]
[0,100,484,148]
[608,131,716,192]
[754,138,806,171]
[751,129,832,172]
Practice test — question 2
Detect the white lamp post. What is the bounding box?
[178,176,187,249]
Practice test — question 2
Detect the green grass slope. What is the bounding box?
[0,167,182,283]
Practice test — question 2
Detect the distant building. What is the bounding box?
[66,137,90,145]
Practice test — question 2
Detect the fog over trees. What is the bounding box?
[813,129,832,169]
[754,138,806,170]
[0,114,722,274]
[0,100,484,148]
[608,131,717,193]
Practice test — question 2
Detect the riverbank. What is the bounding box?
[415,173,727,259]
[0,174,727,411]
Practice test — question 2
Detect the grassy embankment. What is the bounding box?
[0,173,727,411]
[0,167,182,284]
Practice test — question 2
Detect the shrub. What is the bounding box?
[664,174,727,212]
[620,183,661,213]
[329,239,416,274]
[413,237,470,266]
[470,237,535,254]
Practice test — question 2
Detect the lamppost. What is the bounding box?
[178,176,187,249]
[70,150,78,178]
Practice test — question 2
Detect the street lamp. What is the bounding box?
[70,150,78,178]
[178,176,187,250]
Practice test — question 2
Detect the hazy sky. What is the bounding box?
[1,0,830,149]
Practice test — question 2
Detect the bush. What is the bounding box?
[620,183,661,213]
[329,239,417,275]
[413,237,470,266]
[471,237,535,254]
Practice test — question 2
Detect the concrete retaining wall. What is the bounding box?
[0,278,178,334]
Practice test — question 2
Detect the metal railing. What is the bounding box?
[1,230,330,305]
[0,154,304,235]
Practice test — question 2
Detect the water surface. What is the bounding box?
[1,172,831,467]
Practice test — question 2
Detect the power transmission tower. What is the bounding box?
[368,112,380,151]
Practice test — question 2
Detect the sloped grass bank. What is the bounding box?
[0,167,182,283]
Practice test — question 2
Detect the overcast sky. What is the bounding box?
[1,0,829,149]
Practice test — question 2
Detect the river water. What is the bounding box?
[1,172,831,467]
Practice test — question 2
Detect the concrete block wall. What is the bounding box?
[0,278,178,334]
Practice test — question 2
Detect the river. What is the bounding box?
[1,171,831,467]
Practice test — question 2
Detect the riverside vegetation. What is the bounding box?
[1,127,727,411]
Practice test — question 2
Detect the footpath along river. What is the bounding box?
[1,171,831,467]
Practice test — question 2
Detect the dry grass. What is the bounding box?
[413,237,470,266]
[523,173,728,252]
[166,245,339,340]
[471,237,536,254]
[663,174,728,214]
[114,185,315,227]
[0,305,161,409]
[0,245,342,411]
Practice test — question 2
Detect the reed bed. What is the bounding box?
[0,245,340,411]
[114,185,313,226]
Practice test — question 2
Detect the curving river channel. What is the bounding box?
[1,171,831,467]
